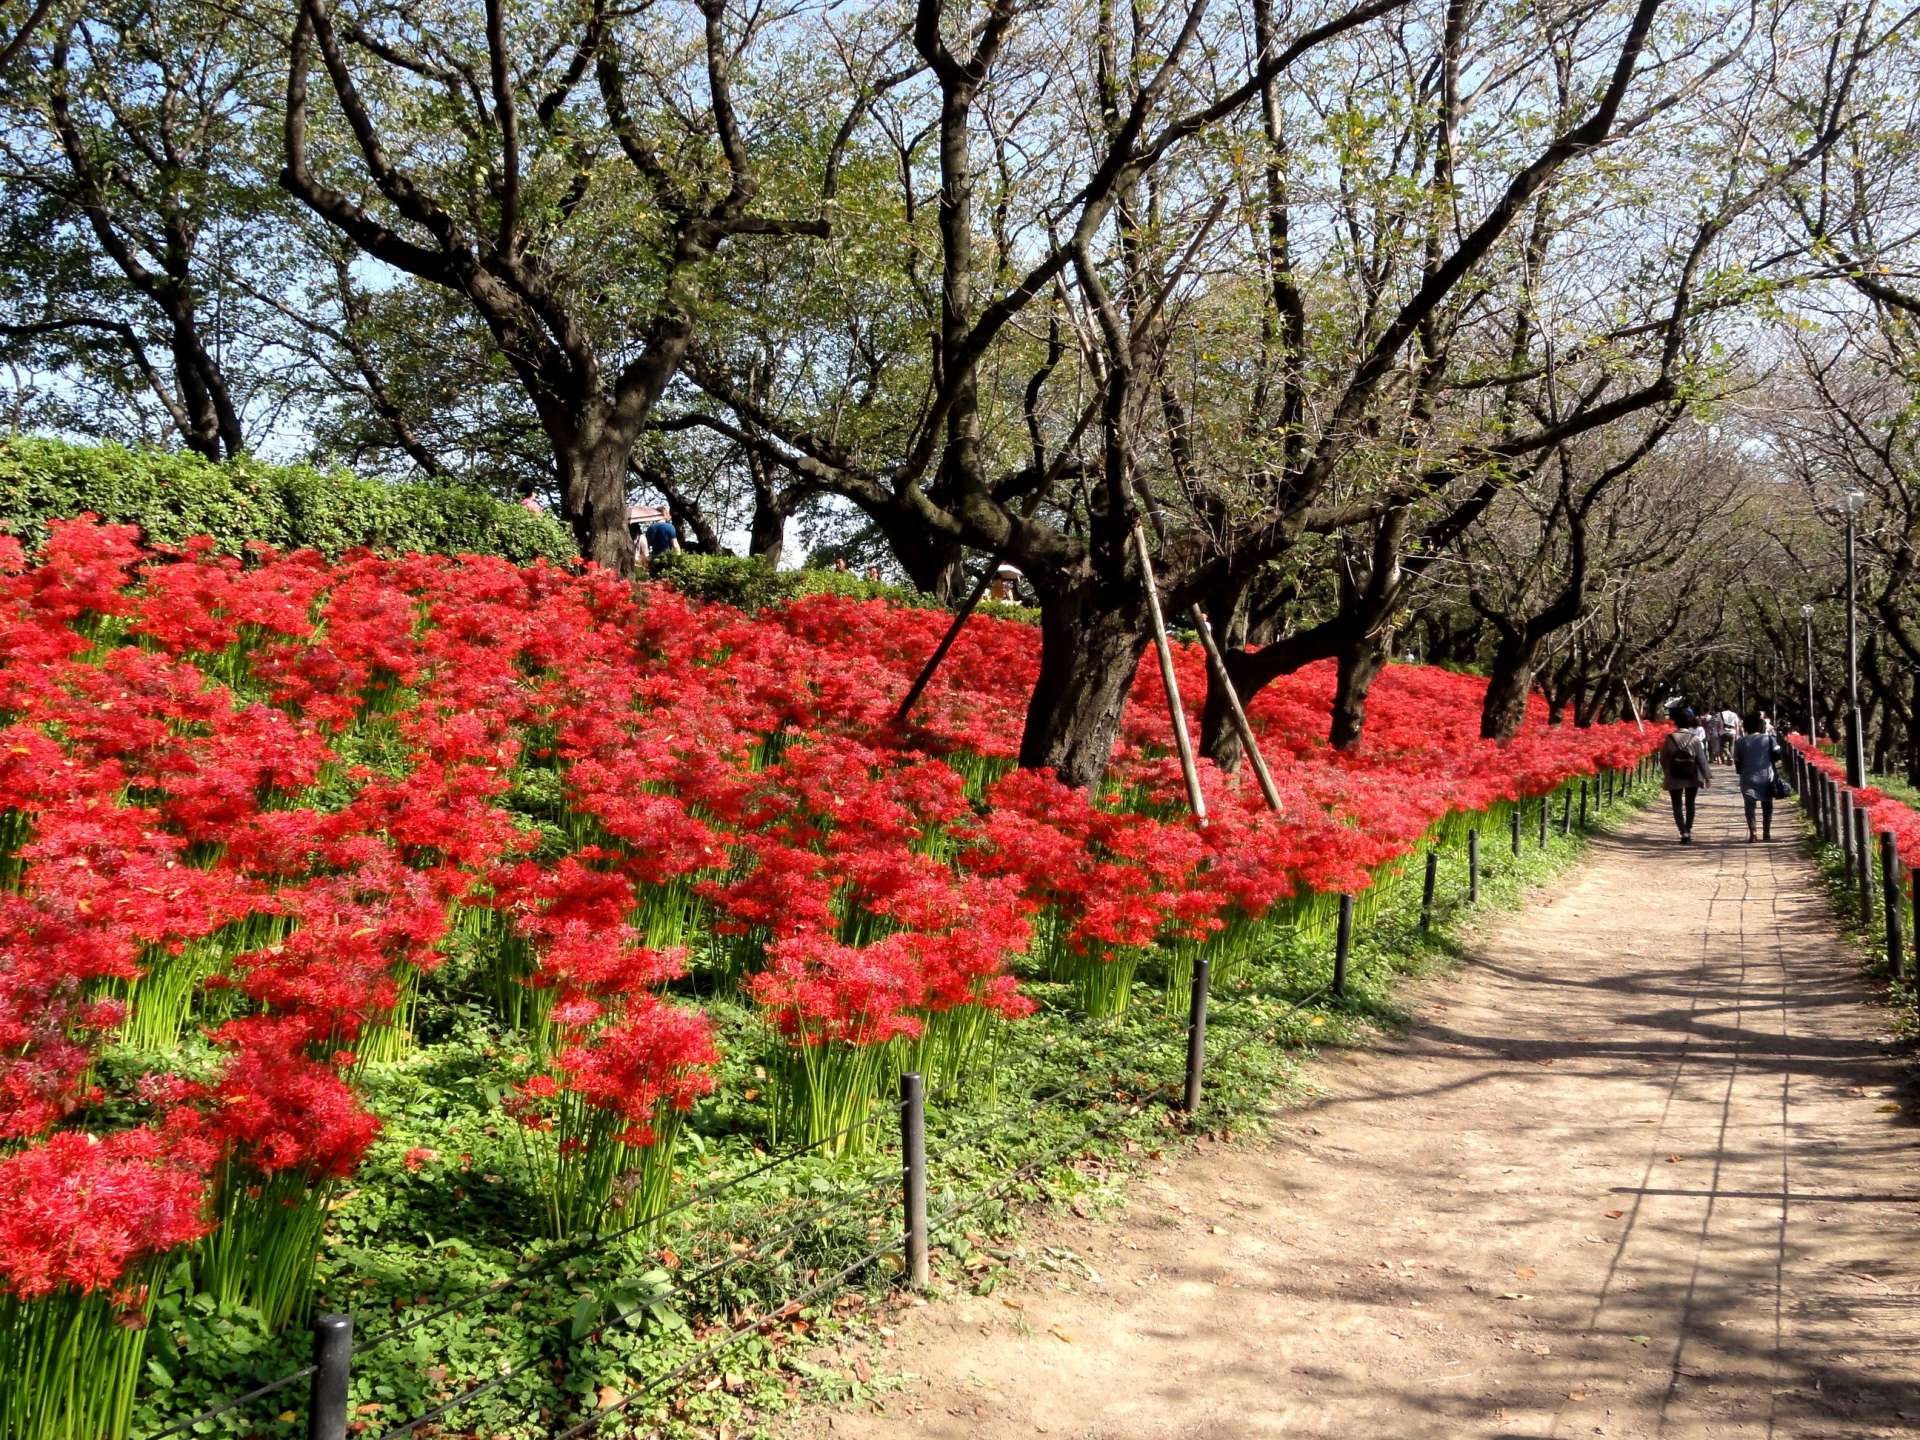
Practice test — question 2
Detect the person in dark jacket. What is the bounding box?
[1660,707,1712,843]
[1733,710,1784,842]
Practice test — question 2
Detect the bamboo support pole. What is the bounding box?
[1186,603,1281,813]
[1134,519,1207,826]
[892,563,997,728]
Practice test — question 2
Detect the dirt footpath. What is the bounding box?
[786,782,1920,1439]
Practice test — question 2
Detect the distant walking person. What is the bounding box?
[1702,708,1725,766]
[1733,712,1783,843]
[1719,705,1741,763]
[1661,708,1712,844]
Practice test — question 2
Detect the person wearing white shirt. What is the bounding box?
[1717,707,1741,764]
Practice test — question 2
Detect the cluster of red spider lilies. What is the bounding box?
[0,518,1654,1439]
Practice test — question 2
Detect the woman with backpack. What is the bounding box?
[1660,707,1712,843]
[1733,709,1786,842]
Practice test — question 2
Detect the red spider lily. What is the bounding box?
[204,1045,380,1180]
[0,1119,215,1440]
[506,996,718,1237]
[0,1124,213,1302]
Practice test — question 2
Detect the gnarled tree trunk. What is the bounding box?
[1330,627,1392,750]
[748,499,787,566]
[1480,632,1540,740]
[561,434,637,575]
[1018,588,1149,788]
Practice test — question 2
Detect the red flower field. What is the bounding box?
[0,519,1654,1438]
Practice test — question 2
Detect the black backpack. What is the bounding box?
[1667,737,1701,785]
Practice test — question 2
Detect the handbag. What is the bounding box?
[1770,773,1793,800]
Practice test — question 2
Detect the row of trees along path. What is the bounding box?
[781,783,1918,1439]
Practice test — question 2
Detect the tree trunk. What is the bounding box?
[1574,671,1614,727]
[1018,590,1148,789]
[1909,672,1920,789]
[166,299,245,461]
[1329,627,1391,750]
[748,497,787,567]
[930,556,967,604]
[1197,584,1256,771]
[1480,634,1538,740]
[1200,651,1249,772]
[563,438,636,576]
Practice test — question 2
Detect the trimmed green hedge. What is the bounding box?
[0,437,576,565]
[649,550,942,611]
[648,550,1041,623]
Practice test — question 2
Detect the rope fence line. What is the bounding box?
[142,1366,319,1440]
[357,1096,906,1357]
[138,760,1652,1440]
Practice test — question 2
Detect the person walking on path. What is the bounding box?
[1719,705,1742,762]
[1702,707,1725,765]
[1660,707,1712,843]
[1733,709,1784,842]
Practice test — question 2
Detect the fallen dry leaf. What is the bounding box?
[1604,1209,1625,1220]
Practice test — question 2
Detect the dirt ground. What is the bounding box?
[779,781,1920,1439]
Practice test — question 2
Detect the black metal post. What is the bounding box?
[1854,805,1874,926]
[1468,829,1480,904]
[1510,808,1521,857]
[1538,797,1549,848]
[1910,872,1920,984]
[1561,789,1572,836]
[900,1072,929,1289]
[308,1314,352,1440]
[1182,956,1212,1111]
[1880,832,1904,982]
[1333,893,1353,997]
[1579,780,1589,829]
[1840,790,1855,869]
[1420,849,1438,934]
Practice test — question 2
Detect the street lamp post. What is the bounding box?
[1802,604,1816,740]
[1845,490,1867,786]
